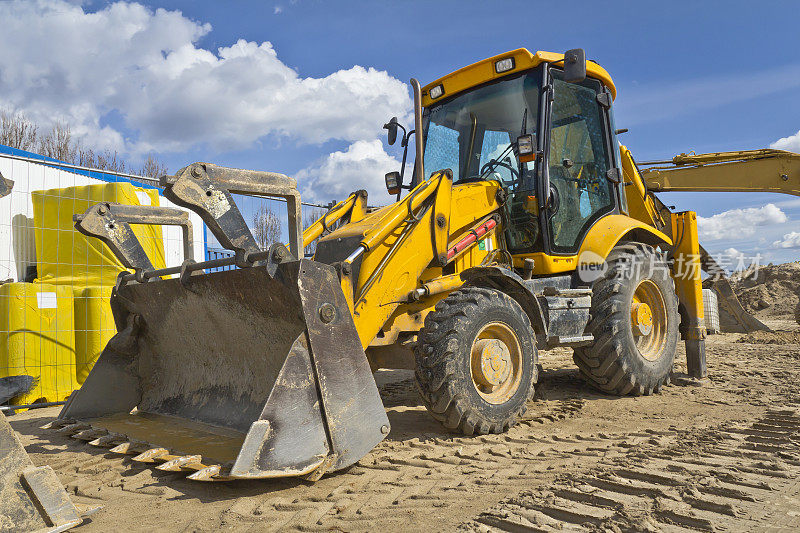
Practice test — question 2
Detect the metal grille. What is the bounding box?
[703,288,720,335]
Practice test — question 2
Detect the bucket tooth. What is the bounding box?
[42,418,76,430]
[89,433,127,447]
[131,447,171,463]
[156,455,204,471]
[109,441,150,455]
[181,461,215,473]
[303,453,337,482]
[72,428,108,441]
[57,422,92,435]
[187,464,229,481]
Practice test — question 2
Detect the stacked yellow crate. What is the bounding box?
[74,286,115,385]
[0,283,76,404]
[0,182,166,404]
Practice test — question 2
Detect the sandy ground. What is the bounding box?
[8,317,800,532]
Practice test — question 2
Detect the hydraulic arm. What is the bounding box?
[640,149,800,196]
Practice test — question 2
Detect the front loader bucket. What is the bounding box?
[56,259,389,480]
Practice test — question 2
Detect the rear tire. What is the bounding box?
[573,242,678,396]
[415,287,537,435]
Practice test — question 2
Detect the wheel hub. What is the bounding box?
[631,279,668,361]
[473,339,512,387]
[631,302,653,336]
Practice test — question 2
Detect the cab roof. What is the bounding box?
[421,49,616,108]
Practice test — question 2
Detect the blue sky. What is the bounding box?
[2,0,799,264]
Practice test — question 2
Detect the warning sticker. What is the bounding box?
[36,292,58,309]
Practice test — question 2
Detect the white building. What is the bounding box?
[0,144,206,282]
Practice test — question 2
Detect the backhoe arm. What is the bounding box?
[640,149,800,196]
[632,148,799,340]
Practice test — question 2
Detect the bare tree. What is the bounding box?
[252,204,282,250]
[302,207,327,256]
[139,154,169,179]
[78,148,128,173]
[0,110,38,151]
[1,112,169,180]
[96,150,126,174]
[38,122,78,163]
[77,148,96,168]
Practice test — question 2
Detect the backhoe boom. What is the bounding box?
[640,149,800,196]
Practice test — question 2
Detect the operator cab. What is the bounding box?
[387,49,625,261]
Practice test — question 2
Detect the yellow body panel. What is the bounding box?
[620,144,663,229]
[0,282,78,404]
[513,214,672,273]
[319,176,499,349]
[670,212,705,327]
[351,209,437,346]
[422,49,616,107]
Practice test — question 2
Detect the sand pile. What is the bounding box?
[727,262,800,320]
[738,330,800,345]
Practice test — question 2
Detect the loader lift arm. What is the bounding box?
[302,189,368,251]
[161,162,303,261]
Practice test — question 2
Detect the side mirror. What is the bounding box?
[385,171,401,195]
[383,117,399,146]
[563,48,586,83]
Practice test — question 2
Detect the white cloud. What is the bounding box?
[697,203,788,240]
[296,140,404,205]
[0,0,411,154]
[772,231,800,249]
[273,5,283,14]
[770,130,800,153]
[713,247,745,272]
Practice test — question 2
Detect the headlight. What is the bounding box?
[429,84,444,99]
[495,57,515,73]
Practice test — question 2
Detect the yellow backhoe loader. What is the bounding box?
[42,48,800,482]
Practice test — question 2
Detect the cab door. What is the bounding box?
[542,69,618,255]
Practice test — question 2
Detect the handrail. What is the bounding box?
[411,78,425,188]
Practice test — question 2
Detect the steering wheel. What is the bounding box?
[480,159,520,183]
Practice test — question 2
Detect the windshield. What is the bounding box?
[422,70,541,190]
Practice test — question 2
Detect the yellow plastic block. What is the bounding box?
[31,182,166,287]
[0,282,77,405]
[74,286,115,384]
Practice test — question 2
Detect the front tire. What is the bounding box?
[573,243,678,396]
[415,287,537,435]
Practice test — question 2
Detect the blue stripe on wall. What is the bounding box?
[0,143,159,190]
